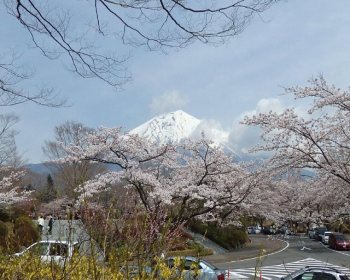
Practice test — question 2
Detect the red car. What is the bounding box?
[328,233,350,250]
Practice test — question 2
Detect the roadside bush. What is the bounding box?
[8,204,30,220]
[0,221,8,250]
[13,216,40,250]
[226,228,250,249]
[0,253,190,280]
[188,220,249,250]
[0,207,10,222]
[167,230,194,251]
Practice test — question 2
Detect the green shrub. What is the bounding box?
[0,208,10,222]
[13,216,40,248]
[0,221,8,249]
[227,228,249,249]
[188,220,249,250]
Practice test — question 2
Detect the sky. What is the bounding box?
[2,0,350,164]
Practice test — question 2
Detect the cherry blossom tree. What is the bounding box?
[0,114,30,204]
[243,76,350,186]
[242,76,350,225]
[58,127,255,231]
[0,168,28,204]
[246,171,346,227]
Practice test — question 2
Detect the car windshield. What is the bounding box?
[199,259,217,270]
[336,235,349,241]
[49,243,68,257]
[28,242,49,255]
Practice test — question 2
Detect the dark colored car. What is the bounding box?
[329,233,350,250]
[314,227,327,241]
[281,266,350,280]
[261,227,276,235]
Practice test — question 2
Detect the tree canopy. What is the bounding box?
[243,76,350,223]
[58,127,256,229]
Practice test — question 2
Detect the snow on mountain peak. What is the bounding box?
[130,110,201,145]
[130,110,239,158]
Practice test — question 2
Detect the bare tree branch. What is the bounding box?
[0,52,65,107]
[3,0,277,90]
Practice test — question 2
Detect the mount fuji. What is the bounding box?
[130,110,239,157]
[130,110,201,145]
[26,111,240,174]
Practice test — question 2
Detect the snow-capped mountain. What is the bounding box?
[130,110,239,157]
[130,110,201,145]
[25,111,239,174]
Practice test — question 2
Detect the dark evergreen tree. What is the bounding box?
[37,174,57,203]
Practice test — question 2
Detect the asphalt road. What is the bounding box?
[217,235,350,271]
[208,235,350,279]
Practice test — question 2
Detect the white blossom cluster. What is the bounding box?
[60,128,252,224]
[0,169,29,204]
[243,76,350,224]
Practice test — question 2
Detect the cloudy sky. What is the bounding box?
[2,0,350,163]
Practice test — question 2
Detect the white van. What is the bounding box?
[14,240,79,264]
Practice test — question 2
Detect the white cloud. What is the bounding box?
[150,90,187,115]
[227,97,316,158]
[191,119,229,144]
[228,98,285,156]
[246,98,285,117]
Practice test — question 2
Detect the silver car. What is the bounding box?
[322,231,333,244]
[167,256,225,280]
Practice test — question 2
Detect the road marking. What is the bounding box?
[299,240,312,251]
[226,258,350,280]
[226,272,248,279]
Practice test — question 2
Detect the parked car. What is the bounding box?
[254,227,261,234]
[314,227,327,241]
[329,233,350,250]
[261,227,276,235]
[281,266,350,280]
[167,256,225,280]
[322,231,333,244]
[247,226,256,234]
[14,240,79,264]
